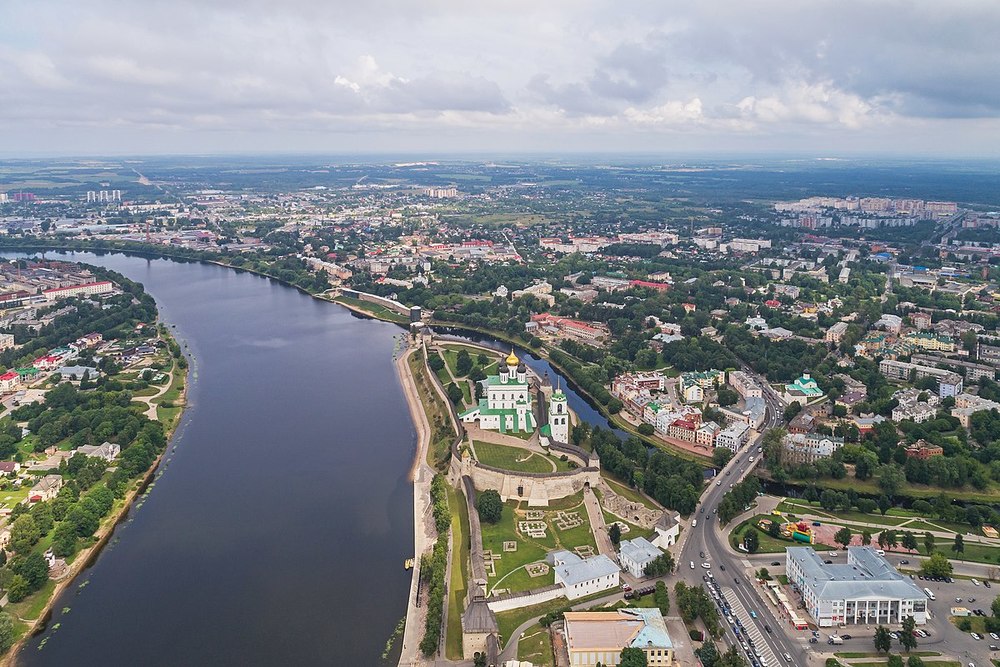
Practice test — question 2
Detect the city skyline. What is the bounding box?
[2,1,1000,156]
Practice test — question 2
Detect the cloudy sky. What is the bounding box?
[2,0,1000,156]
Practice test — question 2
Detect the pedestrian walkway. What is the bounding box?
[722,587,779,667]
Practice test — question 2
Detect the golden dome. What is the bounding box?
[506,349,519,366]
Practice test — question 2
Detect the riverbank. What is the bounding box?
[4,328,192,667]
[395,343,436,667]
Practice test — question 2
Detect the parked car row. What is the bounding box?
[703,575,786,667]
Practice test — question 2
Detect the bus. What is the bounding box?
[924,588,935,601]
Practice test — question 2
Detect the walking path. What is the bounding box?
[396,342,438,667]
[583,485,616,561]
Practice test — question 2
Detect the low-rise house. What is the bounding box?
[0,371,19,393]
[549,551,620,599]
[618,537,663,578]
[783,432,844,463]
[783,372,824,404]
[852,413,887,433]
[0,462,20,476]
[76,441,121,462]
[904,440,944,459]
[29,474,63,503]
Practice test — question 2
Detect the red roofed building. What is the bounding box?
[0,371,19,393]
[682,303,697,313]
[765,299,781,308]
[629,279,671,292]
[32,356,60,371]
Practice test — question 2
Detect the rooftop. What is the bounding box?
[564,608,672,652]
[787,546,925,601]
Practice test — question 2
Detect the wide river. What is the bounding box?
[8,252,416,666]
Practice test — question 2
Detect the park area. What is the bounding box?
[473,441,574,473]
[479,491,598,596]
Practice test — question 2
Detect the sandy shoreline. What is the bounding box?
[394,344,436,667]
[4,332,192,667]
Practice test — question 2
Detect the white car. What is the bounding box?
[702,562,711,569]
[973,579,981,586]
[749,456,755,462]
[829,552,838,557]
[690,561,695,569]
[991,632,999,641]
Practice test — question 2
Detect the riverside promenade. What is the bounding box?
[396,344,437,667]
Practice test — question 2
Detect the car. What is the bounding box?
[876,549,885,555]
[946,577,954,583]
[809,637,817,643]
[750,610,757,618]
[784,653,792,663]
[991,632,999,641]
[970,598,977,602]
[726,470,731,476]
[841,634,852,640]
[765,625,772,634]
[729,483,734,488]
[735,577,740,585]
[957,597,964,603]
[758,447,763,453]
[986,581,992,588]
[749,456,755,462]
[771,561,781,566]
[702,562,711,568]
[972,633,982,640]
[720,564,726,571]
[829,552,838,557]
[812,521,821,527]
[890,632,899,640]
[700,551,705,558]
[973,579,981,586]
[900,559,909,565]
[824,560,833,564]
[700,507,705,513]
[918,574,925,580]
[713,508,718,514]
[622,584,632,592]
[716,481,721,486]
[690,561,695,569]
[990,644,999,650]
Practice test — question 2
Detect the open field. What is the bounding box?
[474,441,572,473]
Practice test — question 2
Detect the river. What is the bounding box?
[6,252,415,666]
[3,251,642,665]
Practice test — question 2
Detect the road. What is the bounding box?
[676,367,814,667]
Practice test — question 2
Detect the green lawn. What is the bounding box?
[495,589,617,645]
[480,493,596,595]
[517,625,554,666]
[474,441,559,474]
[730,516,833,554]
[333,295,408,324]
[446,484,469,660]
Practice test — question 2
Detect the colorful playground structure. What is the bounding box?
[758,511,815,544]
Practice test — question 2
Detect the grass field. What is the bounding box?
[730,515,834,554]
[446,484,469,660]
[517,625,554,666]
[408,350,456,469]
[480,493,596,595]
[604,476,661,511]
[474,441,572,473]
[333,295,409,324]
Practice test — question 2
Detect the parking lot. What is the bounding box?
[742,549,1000,666]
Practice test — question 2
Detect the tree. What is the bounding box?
[456,349,473,376]
[887,656,903,667]
[878,495,891,516]
[619,647,647,667]
[0,612,14,654]
[476,490,503,524]
[834,527,853,549]
[609,523,622,546]
[902,531,918,552]
[899,615,918,652]
[446,382,463,405]
[654,580,670,616]
[9,514,40,554]
[696,640,720,667]
[51,520,79,558]
[768,520,781,538]
[638,423,655,436]
[744,529,760,554]
[874,625,892,654]
[952,533,965,554]
[6,575,29,603]
[14,551,50,590]
[920,552,953,578]
[713,447,734,469]
[923,532,935,554]
[992,595,1000,619]
[907,656,925,667]
[861,530,873,546]
[878,464,905,498]
[645,552,675,577]
[718,644,748,667]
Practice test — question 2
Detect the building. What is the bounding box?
[786,546,928,627]
[783,372,824,404]
[548,385,570,443]
[728,370,762,399]
[0,371,19,393]
[904,440,944,460]
[951,393,1000,428]
[875,314,903,334]
[29,474,63,503]
[783,432,844,464]
[618,537,663,578]
[651,512,680,549]
[549,551,620,599]
[716,421,750,451]
[878,359,963,398]
[76,441,121,462]
[912,311,932,330]
[460,350,536,434]
[42,280,114,301]
[0,333,14,350]
[902,332,956,353]
[826,322,849,344]
[461,592,499,663]
[563,608,676,667]
[910,353,995,384]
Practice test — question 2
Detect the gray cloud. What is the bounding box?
[0,1,999,155]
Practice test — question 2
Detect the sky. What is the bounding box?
[2,0,1000,157]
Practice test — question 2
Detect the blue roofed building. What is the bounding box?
[548,550,620,599]
[618,537,663,578]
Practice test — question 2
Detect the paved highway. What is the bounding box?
[676,368,815,667]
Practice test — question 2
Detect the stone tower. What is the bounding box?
[549,380,569,443]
